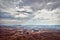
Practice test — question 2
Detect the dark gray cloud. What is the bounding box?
[21,0,60,11]
[0,12,12,18]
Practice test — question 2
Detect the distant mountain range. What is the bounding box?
[0,25,60,30]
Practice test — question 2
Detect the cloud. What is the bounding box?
[22,0,60,11]
[0,19,24,25]
[0,0,60,25]
[22,8,60,25]
[0,0,34,25]
[0,12,14,19]
[34,8,60,20]
[14,13,28,18]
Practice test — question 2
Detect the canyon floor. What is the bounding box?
[0,26,60,40]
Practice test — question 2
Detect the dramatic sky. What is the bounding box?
[0,0,60,25]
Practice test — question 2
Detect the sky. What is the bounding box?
[0,0,60,25]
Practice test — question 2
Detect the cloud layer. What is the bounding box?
[0,0,60,25]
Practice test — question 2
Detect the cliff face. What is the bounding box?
[0,26,60,40]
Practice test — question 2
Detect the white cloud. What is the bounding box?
[46,2,56,5]
[0,19,21,24]
[0,0,60,25]
[23,6,33,12]
[0,4,33,18]
[23,8,60,25]
[0,0,34,25]
[15,13,28,18]
[16,7,25,11]
[34,8,60,20]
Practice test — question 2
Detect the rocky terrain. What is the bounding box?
[0,26,60,40]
